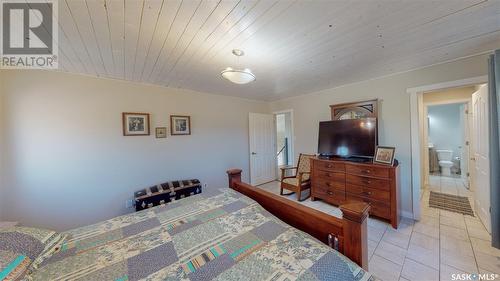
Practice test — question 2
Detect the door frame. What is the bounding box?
[273,109,295,179]
[407,75,488,220]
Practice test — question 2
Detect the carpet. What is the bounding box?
[429,191,474,216]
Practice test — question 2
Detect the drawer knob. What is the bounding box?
[326,182,331,187]
[363,170,371,173]
[364,191,372,196]
[327,165,332,168]
[363,180,372,184]
[327,191,333,195]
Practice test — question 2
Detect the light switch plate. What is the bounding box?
[125,199,135,209]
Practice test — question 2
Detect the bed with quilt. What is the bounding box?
[1,171,373,281]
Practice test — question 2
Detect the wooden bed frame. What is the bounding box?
[227,169,370,270]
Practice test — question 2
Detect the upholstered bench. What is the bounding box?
[134,179,202,211]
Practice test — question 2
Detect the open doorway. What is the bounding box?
[427,102,469,179]
[275,110,294,178]
[422,87,474,189]
[417,83,491,235]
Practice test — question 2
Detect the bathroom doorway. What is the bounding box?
[427,103,469,180]
[419,84,492,234]
[422,86,476,188]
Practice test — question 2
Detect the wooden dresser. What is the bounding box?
[311,157,400,228]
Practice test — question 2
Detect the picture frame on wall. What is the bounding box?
[374,146,396,165]
[156,127,167,138]
[170,115,191,135]
[122,112,150,136]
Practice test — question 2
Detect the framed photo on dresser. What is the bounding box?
[374,146,395,165]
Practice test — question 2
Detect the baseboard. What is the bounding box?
[401,210,415,220]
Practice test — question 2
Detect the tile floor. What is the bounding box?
[257,176,499,281]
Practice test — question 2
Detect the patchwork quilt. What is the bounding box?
[29,188,373,281]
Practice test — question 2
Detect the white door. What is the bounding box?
[249,113,276,185]
[472,85,491,232]
[461,103,471,188]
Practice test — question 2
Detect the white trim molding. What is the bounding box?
[407,75,488,221]
[401,210,415,220]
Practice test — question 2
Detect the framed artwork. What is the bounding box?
[156,127,167,138]
[330,99,378,120]
[122,112,150,136]
[374,146,396,165]
[170,115,191,135]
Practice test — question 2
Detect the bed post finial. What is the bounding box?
[226,169,242,189]
[340,202,370,270]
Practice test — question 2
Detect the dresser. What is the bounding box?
[311,157,400,228]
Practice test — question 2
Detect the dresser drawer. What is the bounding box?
[346,184,390,202]
[315,170,345,181]
[313,187,346,204]
[346,194,390,219]
[346,174,390,191]
[314,180,345,193]
[313,160,345,172]
[346,163,389,178]
[315,172,345,190]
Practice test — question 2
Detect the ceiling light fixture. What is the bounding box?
[221,49,255,85]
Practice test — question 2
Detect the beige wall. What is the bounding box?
[269,54,489,217]
[423,86,475,104]
[0,70,267,230]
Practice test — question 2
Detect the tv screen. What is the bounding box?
[318,118,377,158]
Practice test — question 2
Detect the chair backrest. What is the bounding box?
[297,153,315,174]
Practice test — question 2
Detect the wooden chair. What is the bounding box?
[280,153,315,201]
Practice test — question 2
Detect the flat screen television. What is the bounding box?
[318,118,377,158]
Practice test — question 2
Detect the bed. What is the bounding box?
[16,169,372,281]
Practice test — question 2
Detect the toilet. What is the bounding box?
[436,150,454,176]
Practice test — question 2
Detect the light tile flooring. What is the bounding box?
[257,176,499,281]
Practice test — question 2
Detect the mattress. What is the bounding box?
[29,188,373,281]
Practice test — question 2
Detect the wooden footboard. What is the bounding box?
[227,169,370,270]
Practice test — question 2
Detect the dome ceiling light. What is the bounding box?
[221,49,256,85]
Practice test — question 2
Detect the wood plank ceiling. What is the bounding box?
[52,0,500,101]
